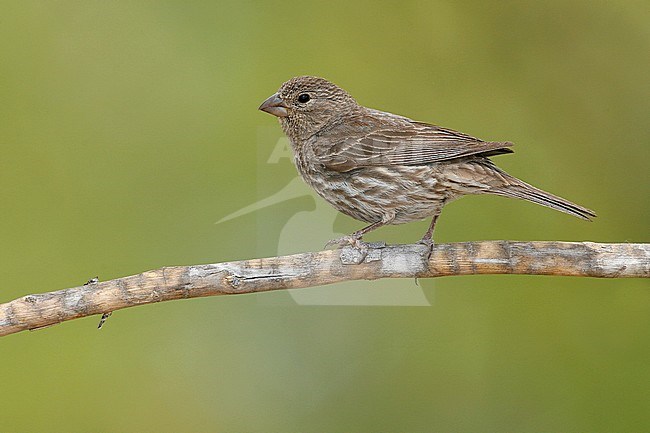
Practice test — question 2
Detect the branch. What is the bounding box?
[1,241,648,337]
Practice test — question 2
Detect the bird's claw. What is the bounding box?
[417,237,435,260]
[325,235,366,249]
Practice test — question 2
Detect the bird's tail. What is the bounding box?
[484,164,596,221]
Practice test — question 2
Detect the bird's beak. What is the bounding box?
[259,93,290,117]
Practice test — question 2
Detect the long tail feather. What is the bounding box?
[478,161,596,221]
[490,176,596,220]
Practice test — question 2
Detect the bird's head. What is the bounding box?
[259,76,358,143]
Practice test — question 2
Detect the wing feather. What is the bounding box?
[316,113,513,172]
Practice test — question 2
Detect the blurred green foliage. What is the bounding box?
[0,1,648,432]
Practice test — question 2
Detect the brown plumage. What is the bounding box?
[259,76,595,247]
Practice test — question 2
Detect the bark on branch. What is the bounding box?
[1,241,648,337]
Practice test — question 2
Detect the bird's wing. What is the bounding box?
[317,115,513,173]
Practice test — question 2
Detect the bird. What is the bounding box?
[258,75,596,249]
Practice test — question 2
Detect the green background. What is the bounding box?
[1,1,648,431]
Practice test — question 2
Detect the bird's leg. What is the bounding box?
[325,218,391,249]
[418,211,441,257]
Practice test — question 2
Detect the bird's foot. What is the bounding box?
[325,234,367,250]
[417,236,435,260]
[327,235,381,265]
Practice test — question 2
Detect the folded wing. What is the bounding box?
[317,115,513,172]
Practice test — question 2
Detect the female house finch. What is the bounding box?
[259,76,595,248]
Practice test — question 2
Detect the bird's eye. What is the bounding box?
[297,93,311,103]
